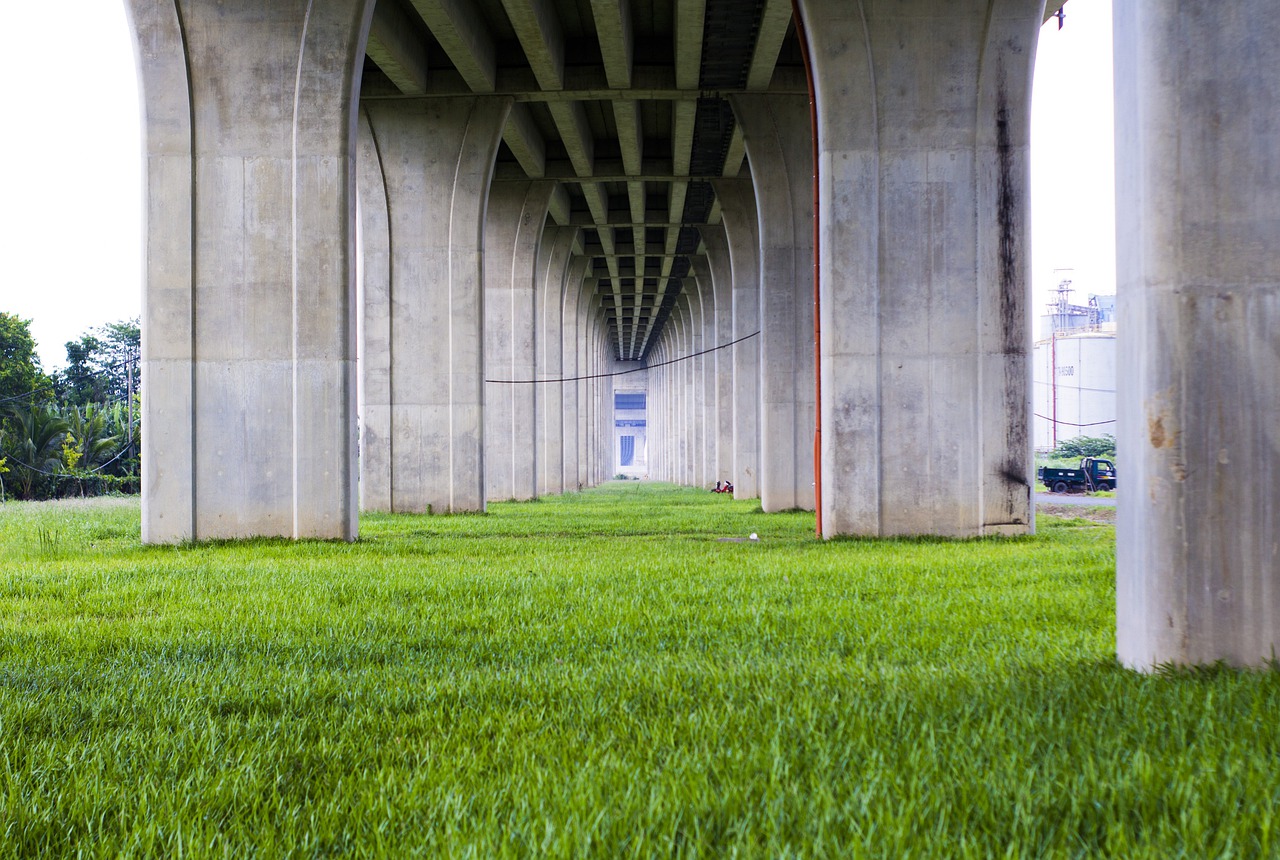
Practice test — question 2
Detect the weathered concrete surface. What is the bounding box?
[733,92,816,513]
[1114,1,1280,669]
[361,97,511,513]
[126,0,373,542]
[357,111,392,513]
[690,257,720,487]
[700,225,736,486]
[536,229,582,496]
[795,0,1039,537]
[713,177,762,500]
[484,181,553,502]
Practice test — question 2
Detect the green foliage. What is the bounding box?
[58,318,140,407]
[0,312,51,409]
[0,486,1276,857]
[0,319,140,499]
[1051,434,1116,461]
[2,401,70,498]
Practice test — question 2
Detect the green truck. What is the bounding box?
[1038,457,1117,494]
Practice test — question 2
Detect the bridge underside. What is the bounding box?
[124,0,1278,670]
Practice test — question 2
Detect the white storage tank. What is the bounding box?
[1033,330,1116,450]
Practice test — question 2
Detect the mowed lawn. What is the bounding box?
[0,485,1276,858]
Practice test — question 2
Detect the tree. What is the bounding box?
[2,402,69,499]
[1052,434,1117,460]
[0,312,52,409]
[60,318,140,407]
[64,403,121,473]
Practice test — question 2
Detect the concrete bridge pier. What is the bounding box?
[1114,1,1280,669]
[127,0,374,542]
[536,230,581,497]
[357,111,392,514]
[699,226,736,485]
[483,181,554,502]
[713,177,763,500]
[690,258,720,487]
[359,97,510,513]
[733,93,817,513]
[795,0,1039,538]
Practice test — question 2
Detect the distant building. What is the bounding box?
[614,389,647,476]
[1033,278,1116,451]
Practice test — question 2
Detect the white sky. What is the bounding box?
[0,1,1114,371]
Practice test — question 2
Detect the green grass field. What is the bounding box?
[1,485,1276,858]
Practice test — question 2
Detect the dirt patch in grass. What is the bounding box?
[1039,503,1115,525]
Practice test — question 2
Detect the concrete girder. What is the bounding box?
[746,0,794,91]
[589,0,634,88]
[407,0,497,92]
[547,184,572,225]
[674,0,707,90]
[367,0,431,95]
[499,0,566,90]
[503,103,547,178]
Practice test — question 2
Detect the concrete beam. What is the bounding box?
[674,0,706,90]
[745,0,792,91]
[407,0,497,92]
[503,103,547,178]
[367,0,430,95]
[500,0,566,90]
[589,0,633,88]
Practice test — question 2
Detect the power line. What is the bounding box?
[0,353,140,408]
[1032,378,1116,394]
[485,330,760,385]
[1033,413,1115,429]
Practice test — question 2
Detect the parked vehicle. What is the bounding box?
[1038,457,1117,493]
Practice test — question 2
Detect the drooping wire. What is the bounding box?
[485,330,760,385]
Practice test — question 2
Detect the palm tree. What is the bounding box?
[65,403,121,473]
[3,403,69,498]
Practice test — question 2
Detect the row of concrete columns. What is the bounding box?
[128,0,1277,669]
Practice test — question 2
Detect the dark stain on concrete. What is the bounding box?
[996,67,1020,356]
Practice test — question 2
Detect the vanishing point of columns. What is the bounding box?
[126,1,1276,670]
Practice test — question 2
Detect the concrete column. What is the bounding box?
[1114,2,1280,669]
[561,275,589,491]
[484,181,554,502]
[361,97,510,513]
[538,238,583,496]
[701,227,736,485]
[690,259,718,487]
[714,178,762,499]
[685,280,708,487]
[574,282,594,490]
[795,0,1039,537]
[127,0,373,542]
[678,294,699,486]
[733,93,816,512]
[357,112,392,513]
